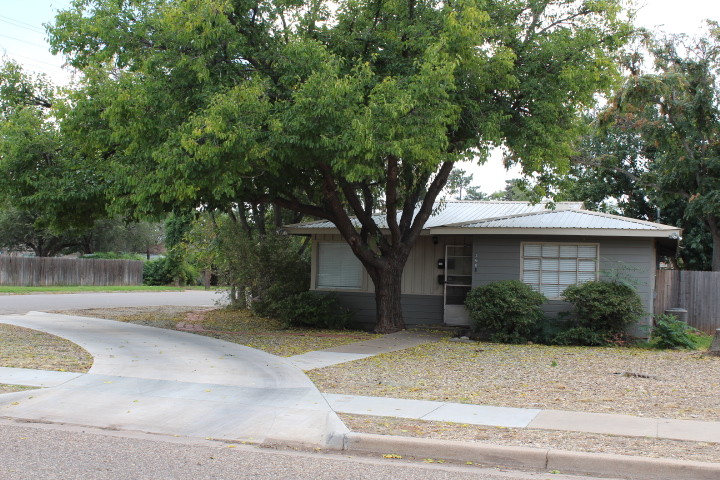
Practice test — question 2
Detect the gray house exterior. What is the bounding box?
[285,201,681,334]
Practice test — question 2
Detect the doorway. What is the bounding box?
[443,244,472,325]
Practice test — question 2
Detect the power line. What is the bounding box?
[0,48,65,70]
[0,34,49,49]
[0,15,46,34]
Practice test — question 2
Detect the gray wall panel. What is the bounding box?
[326,291,443,329]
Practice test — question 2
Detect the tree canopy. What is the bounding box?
[555,25,720,271]
[0,61,113,255]
[48,0,631,331]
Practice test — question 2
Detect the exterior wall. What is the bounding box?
[325,291,443,329]
[310,233,471,296]
[310,234,471,327]
[310,233,657,333]
[471,235,656,334]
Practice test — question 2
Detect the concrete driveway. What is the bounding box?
[0,290,224,314]
[0,312,348,448]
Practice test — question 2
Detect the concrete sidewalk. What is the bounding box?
[4,366,719,444]
[0,312,347,448]
[288,330,444,370]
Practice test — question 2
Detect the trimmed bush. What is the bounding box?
[650,314,702,350]
[555,281,644,345]
[465,280,547,344]
[276,292,352,330]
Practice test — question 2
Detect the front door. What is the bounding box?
[444,244,472,326]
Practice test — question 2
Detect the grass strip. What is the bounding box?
[0,285,212,294]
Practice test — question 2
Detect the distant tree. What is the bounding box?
[0,61,109,255]
[446,168,474,200]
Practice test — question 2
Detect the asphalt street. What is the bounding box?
[0,290,225,314]
[0,420,619,480]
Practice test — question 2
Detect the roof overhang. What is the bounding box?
[426,227,682,238]
[284,225,682,239]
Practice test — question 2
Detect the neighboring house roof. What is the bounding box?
[284,201,682,239]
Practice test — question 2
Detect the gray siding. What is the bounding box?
[471,235,656,332]
[311,233,657,333]
[328,291,443,329]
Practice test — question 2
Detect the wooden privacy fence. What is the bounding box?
[655,269,720,334]
[0,256,143,286]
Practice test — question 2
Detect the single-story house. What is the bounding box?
[284,201,681,334]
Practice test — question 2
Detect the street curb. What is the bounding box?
[343,432,720,480]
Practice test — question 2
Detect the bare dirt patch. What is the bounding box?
[309,339,720,421]
[341,414,720,464]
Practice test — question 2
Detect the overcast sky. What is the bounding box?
[2,0,719,193]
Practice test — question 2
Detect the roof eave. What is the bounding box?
[427,227,682,238]
[283,227,338,235]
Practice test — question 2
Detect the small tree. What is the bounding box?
[217,221,310,315]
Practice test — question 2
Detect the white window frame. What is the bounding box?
[520,242,599,299]
[315,242,363,290]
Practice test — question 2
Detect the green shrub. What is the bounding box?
[465,280,547,344]
[143,256,196,286]
[276,292,352,329]
[650,314,702,350]
[555,281,644,346]
[143,257,173,286]
[217,226,310,316]
[552,327,611,347]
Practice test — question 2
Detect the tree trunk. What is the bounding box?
[367,260,406,333]
[711,222,720,272]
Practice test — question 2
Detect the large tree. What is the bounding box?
[49,0,630,332]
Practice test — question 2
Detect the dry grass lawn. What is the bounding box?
[0,323,92,373]
[53,306,378,357]
[309,339,720,421]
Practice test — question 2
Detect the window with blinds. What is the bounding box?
[316,242,363,289]
[521,243,598,298]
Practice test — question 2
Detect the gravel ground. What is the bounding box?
[309,339,720,421]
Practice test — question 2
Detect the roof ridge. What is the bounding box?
[440,208,559,228]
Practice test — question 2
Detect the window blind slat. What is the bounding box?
[317,243,362,289]
[521,242,599,298]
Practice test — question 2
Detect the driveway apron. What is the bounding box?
[0,312,348,448]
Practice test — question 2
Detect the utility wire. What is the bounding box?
[0,33,48,49]
[0,15,46,34]
[0,48,64,70]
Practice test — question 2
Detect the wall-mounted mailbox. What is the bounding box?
[437,259,445,269]
[437,274,445,285]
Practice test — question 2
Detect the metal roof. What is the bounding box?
[457,209,675,231]
[285,201,582,230]
[283,201,681,238]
